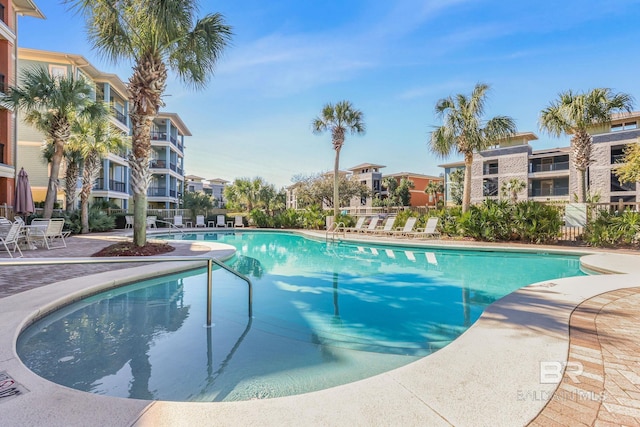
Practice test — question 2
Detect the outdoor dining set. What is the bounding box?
[0,217,68,258]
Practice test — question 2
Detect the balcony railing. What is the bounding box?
[530,161,569,173]
[148,187,168,197]
[483,165,498,175]
[150,159,166,169]
[170,163,176,172]
[94,178,127,192]
[111,108,127,126]
[150,131,167,141]
[530,187,569,197]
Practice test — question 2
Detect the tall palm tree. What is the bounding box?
[42,141,83,213]
[2,67,105,218]
[429,83,516,213]
[68,115,130,233]
[312,100,366,218]
[66,0,233,246]
[539,88,634,202]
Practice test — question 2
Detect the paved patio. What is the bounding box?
[0,229,639,426]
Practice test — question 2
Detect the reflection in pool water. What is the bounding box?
[18,232,586,401]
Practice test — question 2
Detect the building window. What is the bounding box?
[611,172,636,192]
[530,178,569,197]
[482,178,498,196]
[483,161,498,175]
[611,121,638,132]
[611,145,626,164]
[49,65,67,78]
[529,155,569,172]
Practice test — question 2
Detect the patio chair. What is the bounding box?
[234,215,245,227]
[195,215,206,228]
[358,216,381,233]
[339,216,367,233]
[173,215,184,228]
[216,215,226,227]
[124,215,134,229]
[0,220,23,258]
[370,216,396,235]
[387,217,418,237]
[146,216,157,228]
[408,217,441,239]
[28,218,67,250]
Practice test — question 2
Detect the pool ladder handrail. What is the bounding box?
[325,221,345,241]
[0,256,252,326]
[153,219,184,235]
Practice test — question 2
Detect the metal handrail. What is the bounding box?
[0,256,253,326]
[325,221,345,241]
[154,219,184,234]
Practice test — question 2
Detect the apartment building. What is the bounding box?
[439,114,640,205]
[347,162,384,207]
[16,48,131,209]
[383,172,444,207]
[0,1,43,208]
[147,112,190,209]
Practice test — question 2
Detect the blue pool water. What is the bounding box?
[17,231,586,401]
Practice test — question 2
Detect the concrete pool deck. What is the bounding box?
[0,229,639,426]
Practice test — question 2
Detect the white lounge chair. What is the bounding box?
[146,216,157,228]
[173,215,184,228]
[371,216,396,234]
[387,217,418,237]
[29,218,67,250]
[359,217,381,233]
[234,215,245,227]
[124,215,134,229]
[340,216,366,233]
[195,215,206,228]
[216,215,226,227]
[0,220,23,258]
[408,217,441,239]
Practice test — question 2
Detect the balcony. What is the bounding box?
[530,187,569,197]
[530,161,569,173]
[148,187,168,197]
[111,107,127,126]
[150,159,166,169]
[94,178,127,192]
[151,131,167,141]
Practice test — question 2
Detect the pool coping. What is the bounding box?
[0,231,638,426]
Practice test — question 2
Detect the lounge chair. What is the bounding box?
[0,220,23,258]
[340,216,367,233]
[387,216,418,237]
[371,216,396,235]
[234,215,245,227]
[195,215,206,228]
[216,215,226,227]
[146,216,157,228]
[408,217,441,239]
[173,215,184,228]
[359,216,381,233]
[28,218,67,250]
[124,215,134,229]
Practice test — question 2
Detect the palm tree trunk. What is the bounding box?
[333,147,341,218]
[462,152,473,213]
[65,160,80,213]
[43,139,65,219]
[80,154,100,234]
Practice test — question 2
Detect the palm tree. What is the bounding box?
[68,115,130,233]
[425,181,444,205]
[312,101,366,218]
[539,88,634,202]
[42,141,83,213]
[500,178,526,203]
[429,83,517,213]
[66,0,233,246]
[2,67,105,218]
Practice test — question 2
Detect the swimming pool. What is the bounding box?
[17,231,586,402]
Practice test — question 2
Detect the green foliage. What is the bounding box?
[500,178,526,202]
[300,205,326,230]
[396,178,415,206]
[183,191,214,219]
[274,209,302,229]
[293,173,370,208]
[249,208,272,228]
[59,205,116,234]
[434,206,463,236]
[460,200,561,243]
[583,209,640,247]
[449,169,464,205]
[393,210,417,229]
[614,142,640,184]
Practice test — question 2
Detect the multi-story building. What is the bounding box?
[0,1,43,208]
[439,115,640,205]
[147,112,190,209]
[16,48,131,209]
[347,162,384,207]
[207,178,228,207]
[382,172,444,207]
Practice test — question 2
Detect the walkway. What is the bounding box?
[530,287,640,426]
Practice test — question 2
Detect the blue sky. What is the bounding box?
[18,0,640,188]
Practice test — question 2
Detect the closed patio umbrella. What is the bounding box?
[14,167,35,215]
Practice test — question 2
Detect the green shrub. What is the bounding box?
[249,209,273,228]
[583,209,640,247]
[461,199,512,241]
[511,201,562,243]
[275,209,302,228]
[435,207,463,236]
[300,205,326,229]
